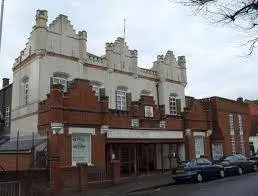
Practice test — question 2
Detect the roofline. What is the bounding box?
[0,83,13,92]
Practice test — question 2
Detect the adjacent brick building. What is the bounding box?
[200,97,251,160]
[0,78,12,135]
[245,100,258,154]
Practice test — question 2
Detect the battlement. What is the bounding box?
[48,14,78,38]
[138,67,157,78]
[36,9,48,21]
[86,52,106,66]
[156,50,176,65]
[106,37,137,58]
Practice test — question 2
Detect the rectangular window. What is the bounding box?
[116,90,126,110]
[195,136,204,158]
[24,80,29,105]
[169,96,177,115]
[5,118,9,127]
[212,143,223,160]
[53,77,67,92]
[238,114,244,135]
[5,106,9,118]
[5,106,9,127]
[229,113,234,135]
[92,85,100,101]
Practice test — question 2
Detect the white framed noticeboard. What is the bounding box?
[144,105,153,118]
[72,133,91,165]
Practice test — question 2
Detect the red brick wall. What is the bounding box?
[38,79,214,165]
[201,97,251,156]
[92,130,106,165]
[0,154,33,171]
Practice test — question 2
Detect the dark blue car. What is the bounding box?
[172,158,225,183]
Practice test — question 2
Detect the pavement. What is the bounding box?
[61,172,174,196]
[129,172,258,196]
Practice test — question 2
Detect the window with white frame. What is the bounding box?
[53,76,67,92]
[92,85,100,100]
[169,96,177,115]
[238,114,244,135]
[212,143,223,160]
[229,113,234,135]
[116,89,126,110]
[238,114,245,154]
[195,136,204,158]
[229,113,237,154]
[5,106,9,118]
[230,137,236,154]
[24,79,29,105]
[5,106,9,127]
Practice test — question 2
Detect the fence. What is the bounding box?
[87,164,112,182]
[60,166,79,189]
[0,181,21,196]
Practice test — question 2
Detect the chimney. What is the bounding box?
[2,78,9,88]
[237,97,244,103]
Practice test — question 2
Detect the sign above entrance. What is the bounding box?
[144,106,153,118]
[107,129,183,139]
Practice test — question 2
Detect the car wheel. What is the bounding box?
[253,164,258,172]
[237,166,243,175]
[196,173,203,183]
[219,169,225,178]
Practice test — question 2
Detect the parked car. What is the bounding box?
[214,154,257,175]
[172,158,225,183]
[250,153,258,164]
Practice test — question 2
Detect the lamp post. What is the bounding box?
[0,0,4,53]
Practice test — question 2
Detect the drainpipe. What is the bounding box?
[156,83,160,108]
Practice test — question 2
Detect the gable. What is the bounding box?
[184,99,207,120]
[48,14,78,38]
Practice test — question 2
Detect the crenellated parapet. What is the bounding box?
[105,37,138,73]
[13,10,88,69]
[151,50,187,85]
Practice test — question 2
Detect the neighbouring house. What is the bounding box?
[200,97,251,160]
[245,99,258,154]
[0,78,12,135]
[0,134,47,171]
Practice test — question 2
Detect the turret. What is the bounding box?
[35,10,48,28]
[33,10,48,53]
[178,56,187,86]
[78,30,87,59]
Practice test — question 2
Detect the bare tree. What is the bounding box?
[176,0,258,54]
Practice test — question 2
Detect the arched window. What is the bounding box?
[116,86,127,110]
[52,72,69,92]
[140,90,152,96]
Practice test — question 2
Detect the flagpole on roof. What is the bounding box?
[0,0,4,53]
[123,18,126,42]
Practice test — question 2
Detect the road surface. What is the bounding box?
[129,173,258,196]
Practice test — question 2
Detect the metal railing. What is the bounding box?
[0,181,21,196]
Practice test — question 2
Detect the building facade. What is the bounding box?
[4,10,252,176]
[38,79,214,176]
[0,78,12,135]
[245,100,258,154]
[201,97,251,160]
[11,10,187,137]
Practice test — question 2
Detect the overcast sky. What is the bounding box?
[1,0,257,100]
